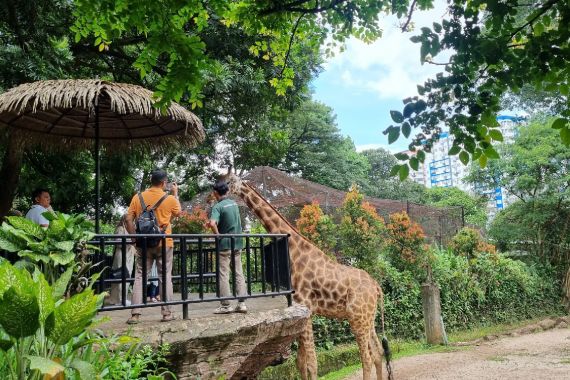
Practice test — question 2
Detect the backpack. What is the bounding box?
[135,192,169,248]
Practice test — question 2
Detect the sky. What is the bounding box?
[311,1,449,153]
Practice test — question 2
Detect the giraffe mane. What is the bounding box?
[242,181,319,247]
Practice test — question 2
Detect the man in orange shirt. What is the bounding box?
[126,169,181,324]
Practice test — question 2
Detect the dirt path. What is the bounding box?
[344,326,570,380]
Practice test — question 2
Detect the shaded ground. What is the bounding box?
[345,324,570,380]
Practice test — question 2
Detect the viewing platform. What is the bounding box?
[91,233,307,379]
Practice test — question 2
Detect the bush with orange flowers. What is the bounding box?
[385,211,431,279]
[338,185,385,272]
[172,206,209,234]
[296,201,337,255]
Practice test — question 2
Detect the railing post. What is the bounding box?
[260,237,266,294]
[161,238,167,304]
[198,236,204,300]
[215,236,221,298]
[245,236,252,296]
[230,236,236,297]
[180,236,188,319]
[98,236,106,294]
[284,235,293,307]
[272,236,279,294]
[141,238,148,305]
[121,236,127,306]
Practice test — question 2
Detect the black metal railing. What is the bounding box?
[90,233,293,319]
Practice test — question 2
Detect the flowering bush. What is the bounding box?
[385,211,431,279]
[338,186,385,272]
[296,201,337,254]
[172,207,209,234]
[449,227,496,259]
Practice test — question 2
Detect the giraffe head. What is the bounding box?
[221,172,243,196]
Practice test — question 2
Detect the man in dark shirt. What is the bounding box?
[208,179,248,314]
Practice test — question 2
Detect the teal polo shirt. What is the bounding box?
[210,198,244,250]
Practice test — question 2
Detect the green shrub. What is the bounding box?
[259,344,360,380]
[433,250,563,331]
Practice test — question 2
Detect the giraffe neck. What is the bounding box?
[238,183,300,237]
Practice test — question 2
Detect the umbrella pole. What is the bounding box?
[95,103,100,233]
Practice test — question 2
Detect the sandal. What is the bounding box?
[126,315,141,325]
[161,313,176,322]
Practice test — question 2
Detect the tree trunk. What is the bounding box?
[0,133,24,220]
[421,281,446,345]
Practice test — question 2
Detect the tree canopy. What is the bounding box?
[467,117,570,257]
[387,0,569,179]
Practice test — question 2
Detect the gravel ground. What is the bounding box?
[343,323,570,380]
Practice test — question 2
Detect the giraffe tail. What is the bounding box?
[378,283,394,380]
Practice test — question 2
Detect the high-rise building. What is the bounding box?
[398,115,524,218]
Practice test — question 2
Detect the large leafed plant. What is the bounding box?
[0,213,99,292]
[0,259,104,379]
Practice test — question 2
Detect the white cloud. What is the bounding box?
[323,0,450,100]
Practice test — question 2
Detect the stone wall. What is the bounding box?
[126,304,309,379]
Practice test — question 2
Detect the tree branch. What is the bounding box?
[261,0,347,16]
[400,0,417,32]
[279,13,306,78]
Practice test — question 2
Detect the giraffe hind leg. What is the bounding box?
[353,326,373,380]
[369,328,383,380]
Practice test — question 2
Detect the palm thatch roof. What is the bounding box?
[0,79,205,151]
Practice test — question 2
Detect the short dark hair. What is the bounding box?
[150,169,168,186]
[213,180,229,196]
[31,188,49,202]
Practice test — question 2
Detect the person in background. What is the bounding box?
[126,169,181,324]
[207,179,248,314]
[25,188,52,227]
[108,214,136,305]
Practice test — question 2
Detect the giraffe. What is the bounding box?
[225,174,390,380]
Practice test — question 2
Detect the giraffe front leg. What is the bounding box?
[296,318,318,380]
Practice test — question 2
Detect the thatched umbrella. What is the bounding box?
[0,79,205,231]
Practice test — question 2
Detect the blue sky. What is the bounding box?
[311,1,448,153]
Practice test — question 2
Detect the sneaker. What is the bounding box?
[235,302,248,314]
[214,305,234,314]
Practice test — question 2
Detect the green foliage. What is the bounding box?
[360,148,427,203]
[449,227,496,260]
[0,261,104,379]
[337,186,385,273]
[467,118,570,259]
[384,212,431,281]
[422,187,487,228]
[433,250,563,331]
[259,343,361,380]
[97,342,176,380]
[71,0,399,107]
[387,1,570,167]
[0,213,96,287]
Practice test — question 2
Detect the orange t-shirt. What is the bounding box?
[127,187,181,248]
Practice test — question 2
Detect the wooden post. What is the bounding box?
[421,281,445,345]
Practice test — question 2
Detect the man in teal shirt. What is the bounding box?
[208,179,248,314]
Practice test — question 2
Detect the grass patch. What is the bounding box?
[560,358,570,365]
[447,315,560,343]
[319,363,362,380]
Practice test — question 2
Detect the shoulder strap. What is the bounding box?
[150,193,169,211]
[137,192,148,211]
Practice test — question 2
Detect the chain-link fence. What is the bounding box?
[185,166,464,247]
